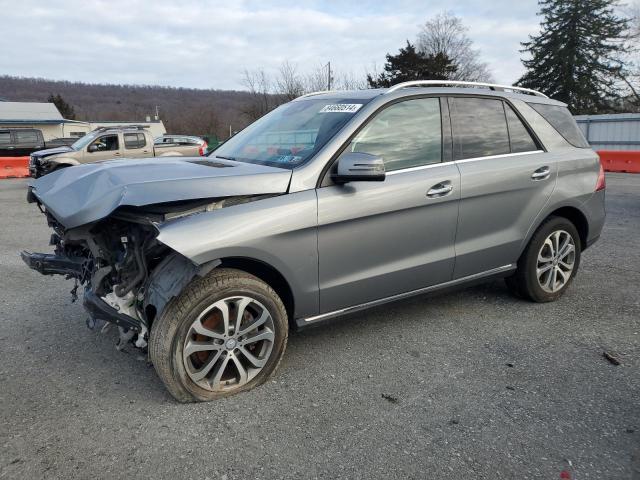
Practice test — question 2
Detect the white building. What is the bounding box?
[0,101,166,140]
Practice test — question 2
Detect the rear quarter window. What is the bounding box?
[527,103,590,148]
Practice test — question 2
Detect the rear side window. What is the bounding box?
[15,130,40,144]
[505,105,539,153]
[0,132,10,144]
[450,98,510,160]
[124,133,146,149]
[527,103,589,148]
[348,97,442,171]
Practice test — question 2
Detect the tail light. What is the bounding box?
[199,141,208,156]
[595,163,606,191]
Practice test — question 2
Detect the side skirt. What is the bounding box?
[296,264,516,328]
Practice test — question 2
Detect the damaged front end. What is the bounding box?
[20,194,242,350]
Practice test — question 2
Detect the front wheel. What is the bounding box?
[506,216,581,302]
[149,268,288,402]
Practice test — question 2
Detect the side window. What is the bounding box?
[90,134,119,152]
[124,133,146,149]
[347,98,442,171]
[450,97,510,160]
[15,130,40,144]
[505,105,539,153]
[0,131,10,144]
[527,103,590,148]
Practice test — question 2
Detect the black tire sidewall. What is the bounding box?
[522,217,581,302]
[152,269,288,402]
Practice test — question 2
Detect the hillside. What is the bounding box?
[0,75,257,139]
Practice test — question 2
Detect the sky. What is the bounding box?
[0,0,542,91]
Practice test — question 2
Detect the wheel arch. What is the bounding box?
[524,205,589,255]
[546,206,589,250]
[217,257,295,324]
[49,156,80,167]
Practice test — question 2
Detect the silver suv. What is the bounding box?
[22,81,605,402]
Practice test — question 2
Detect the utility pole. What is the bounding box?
[327,61,332,90]
[154,105,159,121]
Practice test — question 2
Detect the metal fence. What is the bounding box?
[574,113,640,151]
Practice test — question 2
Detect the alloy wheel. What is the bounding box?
[183,296,275,392]
[536,230,576,293]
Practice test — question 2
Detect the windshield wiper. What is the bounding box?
[214,155,237,161]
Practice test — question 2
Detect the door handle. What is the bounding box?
[427,181,453,198]
[114,152,121,156]
[531,166,550,180]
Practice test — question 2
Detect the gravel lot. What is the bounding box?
[0,174,638,479]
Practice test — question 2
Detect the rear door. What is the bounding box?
[449,96,556,278]
[13,129,45,156]
[316,97,460,312]
[124,132,153,158]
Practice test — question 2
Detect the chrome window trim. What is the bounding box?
[301,264,515,324]
[385,150,544,175]
[386,162,446,176]
[454,150,543,164]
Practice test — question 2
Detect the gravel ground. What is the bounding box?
[0,174,638,480]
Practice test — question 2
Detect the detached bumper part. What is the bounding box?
[20,250,84,277]
[83,290,142,332]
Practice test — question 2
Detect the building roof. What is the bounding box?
[0,101,63,122]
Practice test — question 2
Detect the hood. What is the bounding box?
[30,157,292,229]
[32,145,74,159]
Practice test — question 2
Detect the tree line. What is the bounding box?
[1,0,639,137]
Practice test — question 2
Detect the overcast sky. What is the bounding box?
[0,0,541,90]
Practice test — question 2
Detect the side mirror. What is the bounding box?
[331,152,386,184]
[87,144,99,153]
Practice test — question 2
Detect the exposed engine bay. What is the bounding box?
[21,192,270,351]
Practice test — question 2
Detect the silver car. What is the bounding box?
[22,81,606,402]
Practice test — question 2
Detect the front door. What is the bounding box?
[84,133,123,162]
[316,97,460,313]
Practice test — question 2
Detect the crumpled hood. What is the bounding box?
[30,157,292,228]
[31,145,74,159]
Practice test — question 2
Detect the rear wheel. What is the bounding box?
[506,216,581,302]
[149,268,288,402]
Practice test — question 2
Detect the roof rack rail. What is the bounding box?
[93,124,149,133]
[297,90,338,99]
[385,80,548,98]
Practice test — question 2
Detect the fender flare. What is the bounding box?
[48,156,81,167]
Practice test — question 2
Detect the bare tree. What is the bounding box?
[241,68,273,121]
[416,11,493,82]
[275,61,306,100]
[305,63,332,92]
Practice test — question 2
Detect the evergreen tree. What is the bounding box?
[517,0,629,114]
[47,93,76,119]
[367,41,457,88]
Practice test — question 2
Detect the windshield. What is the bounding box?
[71,131,100,151]
[209,98,369,169]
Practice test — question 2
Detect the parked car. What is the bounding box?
[22,81,605,402]
[28,125,205,178]
[155,135,208,156]
[0,128,76,157]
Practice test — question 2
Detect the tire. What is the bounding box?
[505,216,581,303]
[149,268,288,402]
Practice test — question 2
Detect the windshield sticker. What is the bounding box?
[319,104,363,114]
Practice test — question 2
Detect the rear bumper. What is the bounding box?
[582,190,606,249]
